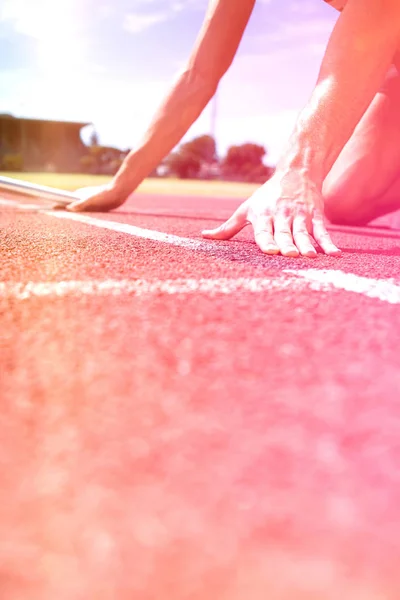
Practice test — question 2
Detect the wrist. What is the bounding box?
[276,130,327,189]
[274,159,324,192]
[112,150,145,197]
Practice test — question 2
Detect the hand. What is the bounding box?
[66,182,127,212]
[202,171,341,257]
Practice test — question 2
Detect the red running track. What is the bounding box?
[1,191,400,599]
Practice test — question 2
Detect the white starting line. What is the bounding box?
[1,271,399,304]
[0,276,309,300]
[47,210,211,251]
[1,201,399,305]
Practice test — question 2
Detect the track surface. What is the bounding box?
[1,191,400,599]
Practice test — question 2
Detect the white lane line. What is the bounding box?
[2,199,399,305]
[45,210,210,251]
[45,211,400,306]
[1,273,399,304]
[287,269,400,305]
[0,277,304,299]
[0,197,45,210]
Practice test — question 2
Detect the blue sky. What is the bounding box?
[0,0,339,165]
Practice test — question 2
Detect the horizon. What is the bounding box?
[0,0,338,166]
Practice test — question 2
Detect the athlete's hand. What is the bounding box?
[202,171,341,257]
[66,182,126,212]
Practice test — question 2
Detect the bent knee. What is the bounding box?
[323,179,375,226]
[324,202,372,226]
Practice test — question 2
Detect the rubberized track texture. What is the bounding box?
[1,189,400,600]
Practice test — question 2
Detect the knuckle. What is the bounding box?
[275,223,291,234]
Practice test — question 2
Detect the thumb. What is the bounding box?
[65,185,116,212]
[202,204,249,240]
[66,198,92,212]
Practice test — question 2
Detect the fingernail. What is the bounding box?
[264,245,279,255]
[282,248,299,257]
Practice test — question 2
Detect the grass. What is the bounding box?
[0,172,260,199]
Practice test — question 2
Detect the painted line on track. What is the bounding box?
[287,269,400,305]
[1,201,399,304]
[1,272,399,304]
[0,197,47,210]
[46,210,210,251]
[46,210,400,305]
[0,277,304,299]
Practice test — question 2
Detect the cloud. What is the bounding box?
[123,11,170,33]
[289,0,320,14]
[240,13,336,66]
[0,0,82,40]
[266,18,335,42]
[123,0,209,34]
[248,17,334,51]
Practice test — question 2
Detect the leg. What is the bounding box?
[323,62,400,225]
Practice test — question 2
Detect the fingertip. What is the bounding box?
[66,203,81,212]
[324,245,341,256]
[201,229,217,238]
[303,249,318,258]
[48,203,66,211]
[202,227,228,240]
[281,248,300,258]
[260,245,280,255]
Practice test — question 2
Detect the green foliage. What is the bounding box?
[181,135,217,164]
[221,143,273,183]
[80,145,124,174]
[164,151,201,179]
[1,153,24,171]
[164,135,217,179]
[221,143,264,173]
[80,154,96,173]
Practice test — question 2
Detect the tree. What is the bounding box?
[163,151,201,179]
[80,145,124,174]
[163,135,217,179]
[181,135,217,164]
[220,143,273,182]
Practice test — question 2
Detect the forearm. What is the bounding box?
[113,69,216,194]
[277,0,400,186]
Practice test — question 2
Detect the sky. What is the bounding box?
[0,0,339,165]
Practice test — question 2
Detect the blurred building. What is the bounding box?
[0,113,91,172]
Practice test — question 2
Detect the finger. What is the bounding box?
[202,204,248,240]
[312,216,341,255]
[292,216,317,257]
[253,216,279,254]
[47,202,67,211]
[66,186,111,212]
[66,199,91,212]
[273,217,299,257]
[66,194,117,213]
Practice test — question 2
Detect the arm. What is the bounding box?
[113,0,255,196]
[202,0,400,257]
[276,0,400,186]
